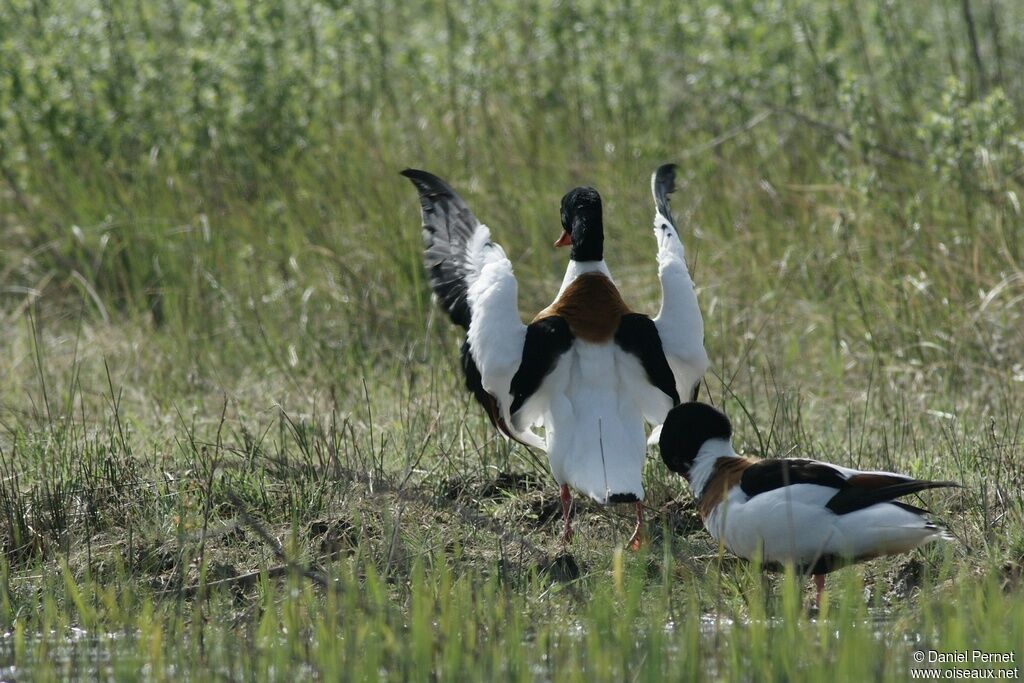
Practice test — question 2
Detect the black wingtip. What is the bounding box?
[826,478,961,516]
[655,163,678,190]
[653,163,678,224]
[399,167,424,183]
[400,167,430,180]
[400,168,456,198]
[903,480,962,492]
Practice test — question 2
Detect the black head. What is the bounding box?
[557,187,604,262]
[658,402,733,477]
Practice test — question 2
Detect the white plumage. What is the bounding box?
[532,342,651,503]
[463,232,539,448]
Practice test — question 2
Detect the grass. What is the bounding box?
[1,0,1023,679]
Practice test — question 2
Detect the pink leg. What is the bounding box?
[627,502,645,551]
[560,484,573,544]
[813,574,826,609]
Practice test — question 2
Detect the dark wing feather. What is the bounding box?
[653,163,679,229]
[460,340,500,428]
[460,340,536,447]
[739,459,959,516]
[826,477,959,515]
[739,459,849,498]
[401,168,482,330]
[889,500,931,516]
[509,317,574,417]
[614,313,680,405]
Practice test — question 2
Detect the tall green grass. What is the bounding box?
[1,0,1023,679]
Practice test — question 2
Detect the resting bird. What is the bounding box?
[658,402,958,605]
[402,165,708,547]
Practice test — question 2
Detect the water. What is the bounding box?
[0,608,916,681]
[0,628,133,682]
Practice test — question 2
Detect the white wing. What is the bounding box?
[464,228,546,449]
[403,169,545,450]
[651,164,709,405]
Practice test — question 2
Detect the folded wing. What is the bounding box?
[739,458,959,514]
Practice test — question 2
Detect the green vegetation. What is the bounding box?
[1,0,1022,679]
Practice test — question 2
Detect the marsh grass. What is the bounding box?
[1,0,1023,680]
